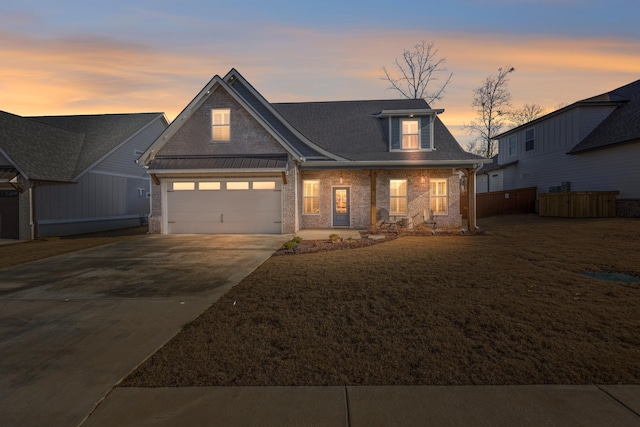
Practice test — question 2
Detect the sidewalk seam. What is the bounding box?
[344,386,352,427]
[595,384,640,418]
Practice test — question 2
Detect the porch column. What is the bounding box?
[370,170,377,226]
[467,168,477,230]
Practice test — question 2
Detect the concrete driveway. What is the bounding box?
[0,234,284,427]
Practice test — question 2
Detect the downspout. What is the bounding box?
[30,183,38,239]
[468,163,483,230]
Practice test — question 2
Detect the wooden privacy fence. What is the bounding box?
[538,191,619,218]
[477,187,537,219]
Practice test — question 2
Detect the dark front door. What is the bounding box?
[333,187,350,226]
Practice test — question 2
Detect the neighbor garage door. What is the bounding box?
[0,190,19,239]
[166,179,281,234]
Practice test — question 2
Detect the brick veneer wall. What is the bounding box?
[617,199,640,217]
[299,169,463,229]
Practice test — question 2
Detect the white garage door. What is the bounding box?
[166,179,282,234]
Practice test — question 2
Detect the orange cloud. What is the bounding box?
[1,25,638,150]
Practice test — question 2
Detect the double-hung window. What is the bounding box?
[212,108,230,141]
[401,119,419,149]
[508,135,517,157]
[525,128,535,151]
[430,179,447,215]
[303,180,319,214]
[390,179,407,215]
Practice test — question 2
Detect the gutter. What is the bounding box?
[299,159,491,170]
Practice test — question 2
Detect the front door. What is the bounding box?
[333,187,350,226]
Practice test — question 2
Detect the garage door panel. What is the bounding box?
[166,181,282,234]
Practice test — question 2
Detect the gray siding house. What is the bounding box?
[0,111,168,239]
[489,79,640,216]
[139,69,487,235]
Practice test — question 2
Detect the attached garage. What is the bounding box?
[165,179,282,234]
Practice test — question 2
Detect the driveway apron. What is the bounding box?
[0,234,283,427]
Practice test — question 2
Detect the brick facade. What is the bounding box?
[299,169,463,230]
[617,199,640,217]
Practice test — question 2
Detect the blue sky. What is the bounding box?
[1,0,639,146]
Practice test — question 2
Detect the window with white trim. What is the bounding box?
[430,179,447,215]
[401,119,419,149]
[525,128,535,151]
[212,108,230,141]
[508,135,517,157]
[303,180,319,214]
[390,179,407,215]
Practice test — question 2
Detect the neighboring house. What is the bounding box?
[0,111,168,240]
[138,69,487,235]
[490,79,640,216]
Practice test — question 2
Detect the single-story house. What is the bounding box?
[490,79,640,217]
[0,111,168,239]
[138,69,487,235]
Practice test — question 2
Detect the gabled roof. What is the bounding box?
[138,71,341,164]
[273,99,483,162]
[0,110,84,182]
[568,79,640,153]
[141,68,485,168]
[0,110,164,182]
[494,79,640,154]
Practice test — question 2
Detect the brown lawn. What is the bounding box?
[0,227,147,268]
[128,216,636,385]
[21,216,640,386]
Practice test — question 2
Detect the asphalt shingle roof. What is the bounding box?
[273,99,483,162]
[569,79,640,153]
[0,110,84,182]
[0,111,162,182]
[30,113,163,176]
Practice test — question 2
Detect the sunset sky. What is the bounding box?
[1,0,639,147]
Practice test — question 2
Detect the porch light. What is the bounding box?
[339,172,343,184]
[421,175,425,184]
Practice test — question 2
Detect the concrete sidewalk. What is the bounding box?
[83,385,640,426]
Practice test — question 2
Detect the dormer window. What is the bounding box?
[212,108,230,142]
[376,109,441,152]
[401,119,420,149]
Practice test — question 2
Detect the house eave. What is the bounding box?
[374,109,444,118]
[300,159,489,170]
[147,168,287,175]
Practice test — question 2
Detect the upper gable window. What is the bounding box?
[401,119,420,149]
[212,108,230,142]
[525,128,535,151]
[508,135,517,157]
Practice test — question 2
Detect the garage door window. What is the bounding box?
[199,182,220,190]
[253,181,276,190]
[227,182,249,190]
[173,182,195,190]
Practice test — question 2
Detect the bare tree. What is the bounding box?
[509,103,546,127]
[465,66,515,158]
[382,40,453,104]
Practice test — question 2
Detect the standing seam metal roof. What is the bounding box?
[148,155,288,170]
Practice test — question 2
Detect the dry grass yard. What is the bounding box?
[123,215,637,386]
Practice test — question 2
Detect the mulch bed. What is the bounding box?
[273,225,483,256]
